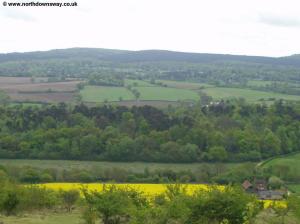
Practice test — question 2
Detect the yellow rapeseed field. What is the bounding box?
[38,183,215,196]
[37,183,286,208]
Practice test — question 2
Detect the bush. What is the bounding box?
[20,168,41,183]
[2,191,19,216]
[78,171,95,183]
[0,169,8,183]
[188,186,262,224]
[0,182,59,214]
[60,189,80,212]
[20,186,59,211]
[268,176,284,189]
[40,173,54,183]
[82,185,146,224]
[82,206,97,224]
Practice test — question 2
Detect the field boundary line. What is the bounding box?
[256,151,300,168]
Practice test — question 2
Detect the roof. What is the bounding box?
[242,180,252,190]
[258,190,284,197]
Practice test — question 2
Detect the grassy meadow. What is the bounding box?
[3,77,298,105]
[247,80,300,88]
[247,80,275,87]
[79,79,300,105]
[261,152,300,173]
[203,87,300,102]
[260,152,300,195]
[80,85,200,103]
[124,79,154,87]
[80,86,134,102]
[0,212,81,224]
[287,184,300,195]
[0,159,241,173]
[157,80,214,89]
[1,77,300,106]
[9,102,45,107]
[109,100,181,108]
[133,86,199,101]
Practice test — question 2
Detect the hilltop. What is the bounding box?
[1,48,300,66]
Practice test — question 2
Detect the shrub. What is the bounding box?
[20,186,59,211]
[60,189,80,212]
[82,185,144,224]
[2,191,19,216]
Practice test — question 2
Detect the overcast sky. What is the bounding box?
[1,0,300,56]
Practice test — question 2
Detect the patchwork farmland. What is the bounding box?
[0,77,80,103]
[1,77,300,106]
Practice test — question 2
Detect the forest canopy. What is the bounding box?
[0,101,299,163]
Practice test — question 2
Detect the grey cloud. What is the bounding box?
[258,13,300,28]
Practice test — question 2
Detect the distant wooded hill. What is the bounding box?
[1,48,300,66]
[1,48,300,84]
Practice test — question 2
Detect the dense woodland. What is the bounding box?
[0,101,299,164]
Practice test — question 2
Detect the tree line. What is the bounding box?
[0,162,290,189]
[0,101,299,163]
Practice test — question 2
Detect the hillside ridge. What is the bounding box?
[0,48,299,66]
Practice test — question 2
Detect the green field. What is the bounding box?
[0,212,81,224]
[109,100,181,108]
[157,80,214,89]
[0,159,241,173]
[248,80,300,89]
[247,80,274,87]
[260,152,300,194]
[203,87,300,102]
[261,152,300,174]
[80,86,134,102]
[287,184,300,194]
[134,86,200,101]
[0,212,295,224]
[124,79,154,87]
[81,81,300,104]
[9,102,44,107]
[81,85,200,103]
